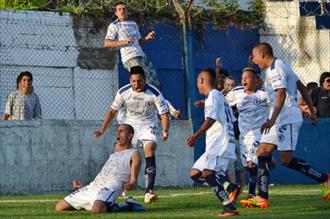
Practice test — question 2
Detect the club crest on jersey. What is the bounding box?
[253,98,261,105]
[278,134,285,142]
[278,125,287,133]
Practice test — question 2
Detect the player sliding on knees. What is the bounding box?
[226,67,270,199]
[94,66,170,204]
[186,68,241,217]
[55,124,145,213]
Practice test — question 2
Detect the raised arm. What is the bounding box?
[297,80,317,125]
[93,109,118,141]
[123,151,141,191]
[139,31,156,45]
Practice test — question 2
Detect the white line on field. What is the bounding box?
[0,189,321,203]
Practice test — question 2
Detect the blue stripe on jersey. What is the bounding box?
[119,84,132,94]
[232,86,244,91]
[270,59,276,70]
[147,84,160,97]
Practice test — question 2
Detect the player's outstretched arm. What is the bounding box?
[186,117,215,147]
[124,151,141,191]
[104,37,134,48]
[261,88,286,134]
[160,113,170,142]
[93,109,118,141]
[297,80,317,125]
[139,31,156,45]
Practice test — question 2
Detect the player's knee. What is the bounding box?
[91,201,106,214]
[190,171,202,182]
[280,152,293,166]
[280,156,291,166]
[202,170,214,180]
[54,200,68,211]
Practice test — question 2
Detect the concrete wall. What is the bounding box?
[0,120,194,195]
[0,10,118,120]
[260,1,330,84]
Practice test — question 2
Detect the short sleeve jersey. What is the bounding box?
[264,59,303,125]
[105,20,145,63]
[226,86,270,135]
[111,84,168,126]
[4,90,42,120]
[204,89,236,159]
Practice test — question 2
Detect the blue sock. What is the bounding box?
[145,157,156,193]
[257,156,272,199]
[248,166,258,196]
[286,157,328,183]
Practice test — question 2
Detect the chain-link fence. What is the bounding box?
[0,10,118,120]
[1,2,329,120]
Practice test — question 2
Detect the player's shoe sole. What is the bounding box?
[144,192,158,204]
[240,196,270,209]
[322,173,330,203]
[229,185,241,203]
[217,209,239,217]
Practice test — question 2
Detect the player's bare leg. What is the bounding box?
[54,199,75,211]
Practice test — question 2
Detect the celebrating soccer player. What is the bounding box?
[94,66,170,204]
[240,43,330,208]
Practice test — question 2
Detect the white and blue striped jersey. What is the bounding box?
[226,86,270,135]
[204,89,236,159]
[111,84,168,126]
[264,59,303,125]
[105,20,145,63]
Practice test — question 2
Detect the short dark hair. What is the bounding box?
[319,72,330,86]
[16,71,33,89]
[201,68,216,85]
[121,124,134,135]
[242,67,258,77]
[306,82,318,92]
[114,1,125,12]
[255,42,273,56]
[130,66,146,79]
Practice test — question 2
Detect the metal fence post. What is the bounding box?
[182,22,205,161]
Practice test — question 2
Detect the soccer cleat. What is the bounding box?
[126,197,146,212]
[322,173,330,203]
[240,196,270,209]
[144,191,158,204]
[217,209,239,217]
[229,184,241,203]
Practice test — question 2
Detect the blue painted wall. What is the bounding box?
[118,22,259,161]
[271,118,330,184]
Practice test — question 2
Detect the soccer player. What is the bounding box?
[94,66,169,204]
[104,1,180,119]
[186,68,241,217]
[240,43,330,208]
[226,67,270,199]
[55,124,143,213]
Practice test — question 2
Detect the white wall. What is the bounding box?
[0,10,118,120]
[0,120,194,194]
[260,1,330,84]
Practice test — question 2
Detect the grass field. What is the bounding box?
[1,185,330,219]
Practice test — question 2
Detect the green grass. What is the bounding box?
[0,185,329,219]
